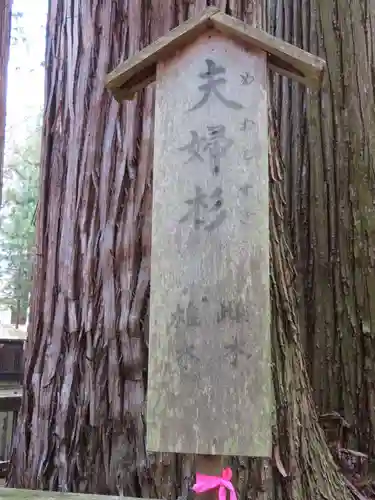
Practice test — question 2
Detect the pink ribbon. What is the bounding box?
[192,468,237,500]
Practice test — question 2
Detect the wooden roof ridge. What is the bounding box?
[105,7,326,101]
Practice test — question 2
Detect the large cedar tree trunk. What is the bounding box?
[9,1,351,500]
[270,0,375,454]
[0,0,12,207]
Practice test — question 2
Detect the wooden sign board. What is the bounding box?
[147,30,271,457]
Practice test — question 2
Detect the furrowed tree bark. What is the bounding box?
[0,0,12,208]
[9,1,351,500]
[270,0,375,454]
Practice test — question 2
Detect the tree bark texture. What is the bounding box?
[0,0,12,208]
[9,1,351,500]
[269,0,375,454]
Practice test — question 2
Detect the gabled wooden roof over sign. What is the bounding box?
[105,7,326,101]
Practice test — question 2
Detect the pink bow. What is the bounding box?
[192,468,237,500]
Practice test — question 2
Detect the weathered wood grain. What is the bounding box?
[0,490,142,500]
[147,31,271,457]
[105,7,220,91]
[0,410,16,462]
[211,12,325,88]
[105,7,326,100]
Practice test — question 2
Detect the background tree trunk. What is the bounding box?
[270,0,375,454]
[0,0,12,208]
[9,1,351,500]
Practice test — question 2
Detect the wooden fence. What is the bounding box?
[0,333,25,385]
[0,330,25,476]
[0,388,21,480]
[0,410,17,463]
